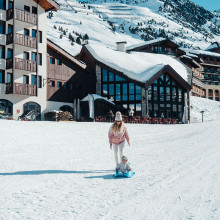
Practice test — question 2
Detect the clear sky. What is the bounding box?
[190,0,220,12]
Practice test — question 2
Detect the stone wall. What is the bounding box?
[96,65,101,95]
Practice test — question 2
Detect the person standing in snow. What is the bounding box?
[128,108,134,122]
[108,111,130,165]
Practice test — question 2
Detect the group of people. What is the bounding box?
[108,108,134,123]
[108,111,132,174]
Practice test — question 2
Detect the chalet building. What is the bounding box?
[46,39,95,114]
[126,38,205,98]
[0,0,60,119]
[184,47,220,101]
[78,44,191,122]
[126,38,185,57]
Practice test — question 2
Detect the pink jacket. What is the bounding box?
[108,124,130,146]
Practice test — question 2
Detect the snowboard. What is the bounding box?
[113,171,135,178]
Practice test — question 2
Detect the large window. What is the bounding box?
[101,68,142,115]
[0,21,5,34]
[0,46,5,58]
[147,72,185,119]
[0,70,4,83]
[0,0,6,10]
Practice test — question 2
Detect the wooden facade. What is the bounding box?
[47,40,96,103]
[126,39,185,57]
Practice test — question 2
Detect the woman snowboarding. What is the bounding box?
[108,111,130,165]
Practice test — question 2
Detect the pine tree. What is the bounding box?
[76,37,81,45]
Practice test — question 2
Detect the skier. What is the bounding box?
[108,111,130,165]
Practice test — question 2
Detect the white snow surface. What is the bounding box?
[1,117,220,219]
[190,96,220,123]
[86,43,188,82]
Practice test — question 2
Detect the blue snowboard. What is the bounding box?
[113,171,135,178]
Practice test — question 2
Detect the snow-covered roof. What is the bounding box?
[183,48,220,58]
[47,39,86,69]
[85,43,189,83]
[205,42,220,51]
[81,94,115,105]
[126,38,171,51]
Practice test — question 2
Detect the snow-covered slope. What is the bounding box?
[191,96,220,123]
[47,0,220,56]
[0,119,220,219]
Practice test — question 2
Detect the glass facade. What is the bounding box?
[147,72,185,119]
[101,68,142,116]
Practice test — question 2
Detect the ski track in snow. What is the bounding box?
[0,120,220,220]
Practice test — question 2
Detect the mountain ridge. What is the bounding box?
[47,0,220,56]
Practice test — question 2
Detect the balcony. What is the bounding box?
[15,33,37,48]
[6,8,37,25]
[5,83,13,94]
[6,8,13,20]
[6,58,13,69]
[5,82,36,96]
[6,33,13,45]
[15,58,37,72]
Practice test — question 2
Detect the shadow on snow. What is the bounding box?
[0,170,113,176]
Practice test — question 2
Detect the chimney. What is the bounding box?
[116,41,127,52]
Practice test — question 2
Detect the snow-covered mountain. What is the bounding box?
[47,0,220,56]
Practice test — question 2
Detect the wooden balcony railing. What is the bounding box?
[192,67,204,79]
[15,58,37,72]
[14,83,36,96]
[14,8,37,25]
[5,83,36,96]
[15,33,37,48]
[6,58,13,69]
[6,8,13,20]
[6,33,13,45]
[5,83,13,94]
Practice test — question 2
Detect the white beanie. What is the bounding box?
[115,111,122,121]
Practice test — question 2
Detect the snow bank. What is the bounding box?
[0,119,220,219]
[190,96,220,123]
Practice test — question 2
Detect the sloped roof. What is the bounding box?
[126,38,178,51]
[205,42,220,51]
[84,43,190,90]
[47,39,86,69]
[33,0,60,11]
[183,48,220,58]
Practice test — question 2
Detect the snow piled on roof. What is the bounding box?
[81,94,115,105]
[205,42,220,51]
[191,96,220,123]
[86,43,188,83]
[126,37,167,50]
[183,48,220,58]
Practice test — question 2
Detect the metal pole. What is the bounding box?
[200,110,205,122]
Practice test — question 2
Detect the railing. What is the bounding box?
[6,58,13,69]
[6,8,13,20]
[15,33,37,48]
[6,33,13,45]
[5,83,13,94]
[192,67,204,79]
[15,58,37,72]
[14,83,36,96]
[14,8,37,25]
[155,50,177,56]
[192,86,205,96]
